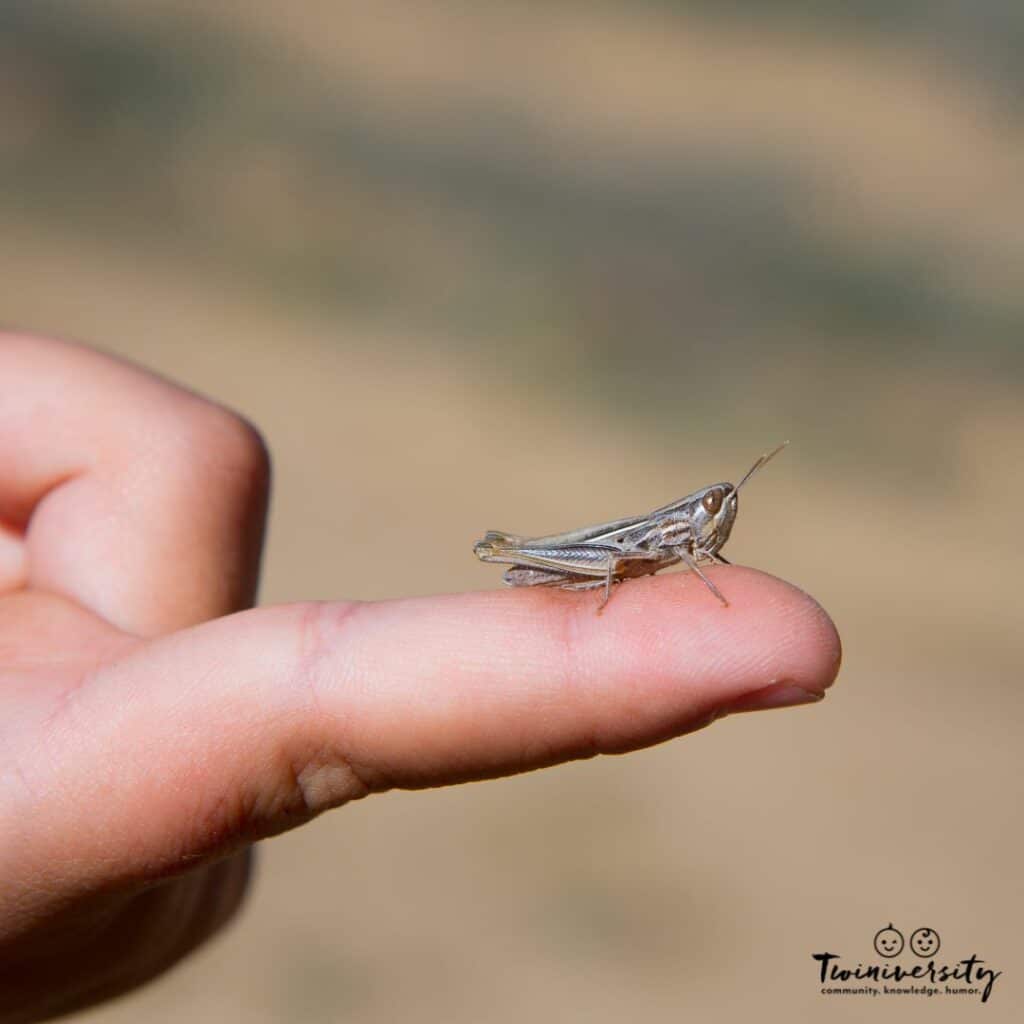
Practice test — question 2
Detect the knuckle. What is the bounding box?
[158,401,272,503]
[188,405,270,481]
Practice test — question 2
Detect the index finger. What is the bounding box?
[18,568,841,889]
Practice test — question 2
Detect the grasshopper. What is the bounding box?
[473,443,787,611]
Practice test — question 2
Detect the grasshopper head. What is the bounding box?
[694,442,788,556]
[692,483,739,553]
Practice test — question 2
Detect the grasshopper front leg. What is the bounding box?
[676,547,729,606]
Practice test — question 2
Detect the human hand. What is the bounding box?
[0,334,840,1021]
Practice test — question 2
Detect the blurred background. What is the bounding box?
[2,1,1021,1020]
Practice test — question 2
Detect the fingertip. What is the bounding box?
[524,565,841,698]
[494,566,841,745]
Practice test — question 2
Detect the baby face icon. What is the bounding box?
[909,927,941,957]
[873,923,905,957]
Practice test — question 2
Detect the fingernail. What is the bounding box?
[718,681,825,716]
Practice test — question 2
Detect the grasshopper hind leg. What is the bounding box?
[557,576,615,613]
[567,552,654,613]
[503,551,661,614]
[502,566,576,587]
[502,567,615,606]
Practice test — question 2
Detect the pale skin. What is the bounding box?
[0,334,842,1021]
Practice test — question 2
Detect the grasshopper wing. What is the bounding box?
[517,512,652,549]
[475,512,651,564]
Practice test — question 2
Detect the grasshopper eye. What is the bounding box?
[702,488,723,514]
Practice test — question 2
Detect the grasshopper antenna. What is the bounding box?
[724,441,789,504]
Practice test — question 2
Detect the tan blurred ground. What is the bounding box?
[2,2,1022,1021]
